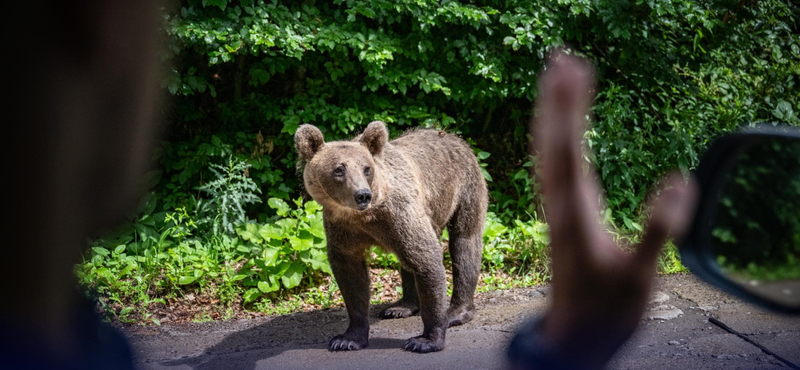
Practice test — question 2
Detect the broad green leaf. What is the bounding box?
[262,247,280,266]
[301,249,332,274]
[259,224,284,240]
[243,288,261,303]
[304,200,323,214]
[92,247,110,257]
[280,263,304,289]
[237,223,262,243]
[275,218,298,232]
[268,198,291,216]
[179,276,196,285]
[305,213,326,238]
[258,280,279,293]
[289,236,314,251]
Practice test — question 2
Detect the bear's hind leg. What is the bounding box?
[446,206,484,327]
[380,267,420,319]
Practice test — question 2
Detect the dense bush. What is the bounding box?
[156,0,798,225]
[79,0,798,321]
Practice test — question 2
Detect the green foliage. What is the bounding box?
[235,198,330,303]
[197,156,262,236]
[78,0,800,322]
[659,242,689,275]
[481,212,550,280]
[77,197,331,323]
[158,0,798,230]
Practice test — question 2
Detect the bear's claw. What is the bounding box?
[380,301,419,319]
[446,305,475,327]
[402,335,444,353]
[328,334,368,351]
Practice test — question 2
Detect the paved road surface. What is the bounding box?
[126,274,800,370]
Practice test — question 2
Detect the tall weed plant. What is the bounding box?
[197,157,261,236]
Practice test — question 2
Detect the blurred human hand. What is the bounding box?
[531,50,697,369]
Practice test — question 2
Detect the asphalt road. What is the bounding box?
[126,274,800,370]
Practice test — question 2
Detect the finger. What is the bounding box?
[532,49,605,254]
[634,172,699,270]
[533,49,593,194]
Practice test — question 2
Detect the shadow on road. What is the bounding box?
[159,303,408,370]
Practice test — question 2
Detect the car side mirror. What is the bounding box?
[681,124,800,314]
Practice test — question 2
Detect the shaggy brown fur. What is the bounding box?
[295,121,488,353]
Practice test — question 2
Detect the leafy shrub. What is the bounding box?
[235,198,331,303]
[482,212,550,278]
[158,0,798,231]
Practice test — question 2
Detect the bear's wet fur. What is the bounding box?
[295,121,487,353]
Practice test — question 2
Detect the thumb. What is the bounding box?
[634,172,699,269]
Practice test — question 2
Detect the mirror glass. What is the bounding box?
[711,137,800,308]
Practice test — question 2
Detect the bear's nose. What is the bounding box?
[354,189,372,209]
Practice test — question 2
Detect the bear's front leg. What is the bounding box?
[398,244,448,353]
[328,248,371,351]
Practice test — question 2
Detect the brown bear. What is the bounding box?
[294,121,487,353]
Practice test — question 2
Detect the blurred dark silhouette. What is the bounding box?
[4,2,161,369]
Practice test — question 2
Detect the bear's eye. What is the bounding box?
[363,166,371,176]
[333,166,345,177]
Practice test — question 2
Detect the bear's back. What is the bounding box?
[384,129,486,229]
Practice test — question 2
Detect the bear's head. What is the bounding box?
[295,121,388,213]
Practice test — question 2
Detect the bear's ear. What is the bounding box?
[359,121,388,157]
[295,124,325,161]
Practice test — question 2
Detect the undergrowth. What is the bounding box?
[78,200,683,326]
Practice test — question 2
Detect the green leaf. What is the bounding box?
[289,236,314,251]
[480,167,493,182]
[262,247,280,266]
[773,100,794,121]
[300,249,331,273]
[483,220,507,239]
[92,247,110,257]
[304,200,323,214]
[268,198,291,216]
[258,280,279,293]
[179,276,196,285]
[280,263,304,289]
[243,288,261,303]
[622,216,643,232]
[305,213,326,238]
[259,224,284,240]
[237,223,262,243]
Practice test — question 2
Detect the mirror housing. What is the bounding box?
[681,123,800,314]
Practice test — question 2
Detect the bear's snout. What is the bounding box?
[354,189,372,210]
